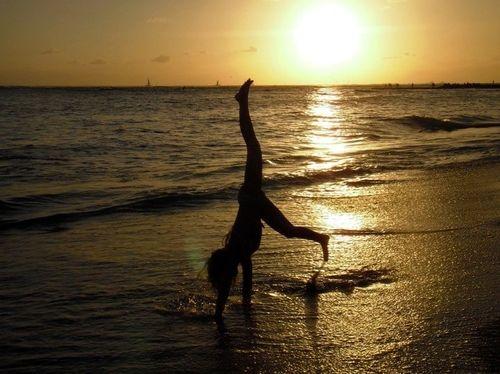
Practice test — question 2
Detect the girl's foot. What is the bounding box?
[235,78,253,102]
[320,234,330,261]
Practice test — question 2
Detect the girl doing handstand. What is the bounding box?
[207,79,329,321]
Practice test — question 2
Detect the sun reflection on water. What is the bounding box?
[308,102,335,120]
[308,135,347,154]
[315,204,364,231]
[306,88,349,166]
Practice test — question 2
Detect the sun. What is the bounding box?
[294,4,361,68]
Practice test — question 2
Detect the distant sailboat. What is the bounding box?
[146,78,151,87]
[216,80,220,87]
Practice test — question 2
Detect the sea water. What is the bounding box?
[1,87,499,372]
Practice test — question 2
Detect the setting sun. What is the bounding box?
[294,4,361,68]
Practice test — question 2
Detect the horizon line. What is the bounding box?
[1,81,499,89]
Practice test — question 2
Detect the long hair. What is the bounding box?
[207,247,238,291]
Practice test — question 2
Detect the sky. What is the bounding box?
[0,0,499,86]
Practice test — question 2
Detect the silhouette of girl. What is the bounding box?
[207,79,329,321]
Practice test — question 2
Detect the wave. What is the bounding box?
[1,159,497,232]
[328,224,492,236]
[344,179,392,187]
[265,165,377,187]
[386,115,500,132]
[4,183,495,233]
[0,165,376,231]
[0,200,24,212]
[0,187,237,232]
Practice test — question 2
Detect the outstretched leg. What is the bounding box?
[236,79,262,192]
[260,196,329,261]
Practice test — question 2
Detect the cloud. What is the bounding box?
[151,54,170,63]
[89,59,106,65]
[41,48,62,55]
[240,46,257,53]
[146,17,168,24]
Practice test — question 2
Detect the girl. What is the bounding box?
[207,79,329,321]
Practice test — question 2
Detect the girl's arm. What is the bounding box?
[215,283,230,322]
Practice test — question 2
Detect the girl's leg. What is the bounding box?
[241,256,252,303]
[236,79,262,192]
[260,196,329,261]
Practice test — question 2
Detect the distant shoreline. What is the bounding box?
[0,83,499,89]
[370,82,500,90]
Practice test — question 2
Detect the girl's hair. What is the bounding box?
[207,247,238,291]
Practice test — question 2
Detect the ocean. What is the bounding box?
[1,86,499,372]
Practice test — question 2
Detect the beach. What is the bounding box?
[1,86,499,372]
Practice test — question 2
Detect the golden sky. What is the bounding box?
[0,0,498,86]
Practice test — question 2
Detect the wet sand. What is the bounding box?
[1,163,499,372]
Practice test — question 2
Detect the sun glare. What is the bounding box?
[294,4,361,68]
[315,205,364,230]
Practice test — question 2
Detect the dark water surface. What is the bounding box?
[1,87,499,372]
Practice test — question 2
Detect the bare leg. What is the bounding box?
[260,196,329,261]
[212,80,261,322]
[241,256,252,304]
[236,79,262,192]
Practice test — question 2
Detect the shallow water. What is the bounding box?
[1,87,499,372]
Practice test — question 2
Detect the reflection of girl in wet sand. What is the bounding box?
[207,79,329,321]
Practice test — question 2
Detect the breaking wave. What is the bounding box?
[386,115,500,132]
